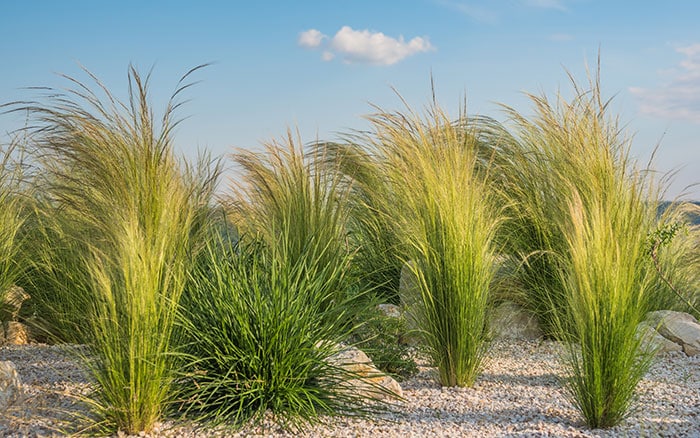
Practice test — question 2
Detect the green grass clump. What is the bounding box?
[500,72,660,428]
[339,102,502,387]
[314,140,405,304]
[176,134,385,429]
[229,133,351,311]
[560,189,657,428]
[648,203,700,318]
[18,66,218,434]
[177,235,380,429]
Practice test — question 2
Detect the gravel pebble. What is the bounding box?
[1,340,698,437]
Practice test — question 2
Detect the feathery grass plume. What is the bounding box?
[0,138,30,324]
[559,187,657,428]
[312,140,406,303]
[492,67,654,336]
[352,100,502,387]
[15,65,219,434]
[228,132,353,315]
[174,133,389,429]
[500,68,661,427]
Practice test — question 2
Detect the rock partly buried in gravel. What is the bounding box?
[636,321,683,354]
[323,342,403,400]
[489,301,543,340]
[645,310,700,356]
[0,360,21,409]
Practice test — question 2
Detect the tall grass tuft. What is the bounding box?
[340,101,502,387]
[177,233,380,429]
[313,140,405,303]
[17,66,218,433]
[500,71,660,427]
[175,133,383,429]
[560,188,656,428]
[229,132,353,314]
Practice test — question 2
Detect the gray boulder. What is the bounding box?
[489,301,543,340]
[636,321,683,354]
[645,311,700,356]
[322,342,402,400]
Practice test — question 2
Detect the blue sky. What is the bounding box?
[2,0,699,199]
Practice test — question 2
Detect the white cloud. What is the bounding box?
[298,29,326,48]
[630,44,700,123]
[298,26,434,66]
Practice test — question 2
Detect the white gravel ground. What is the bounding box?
[1,340,698,437]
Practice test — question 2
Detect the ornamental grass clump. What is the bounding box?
[314,140,405,304]
[17,66,218,434]
[560,189,657,428]
[176,234,381,430]
[175,134,385,429]
[502,73,661,428]
[346,102,502,387]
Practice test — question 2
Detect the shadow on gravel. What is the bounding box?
[0,345,94,437]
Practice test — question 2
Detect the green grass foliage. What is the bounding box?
[3,61,700,433]
[16,66,218,433]
[499,73,661,427]
[175,135,385,429]
[330,103,502,387]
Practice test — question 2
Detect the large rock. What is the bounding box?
[489,301,542,340]
[636,321,683,354]
[0,361,22,409]
[645,311,700,356]
[322,342,402,400]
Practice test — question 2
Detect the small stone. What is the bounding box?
[0,360,22,409]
